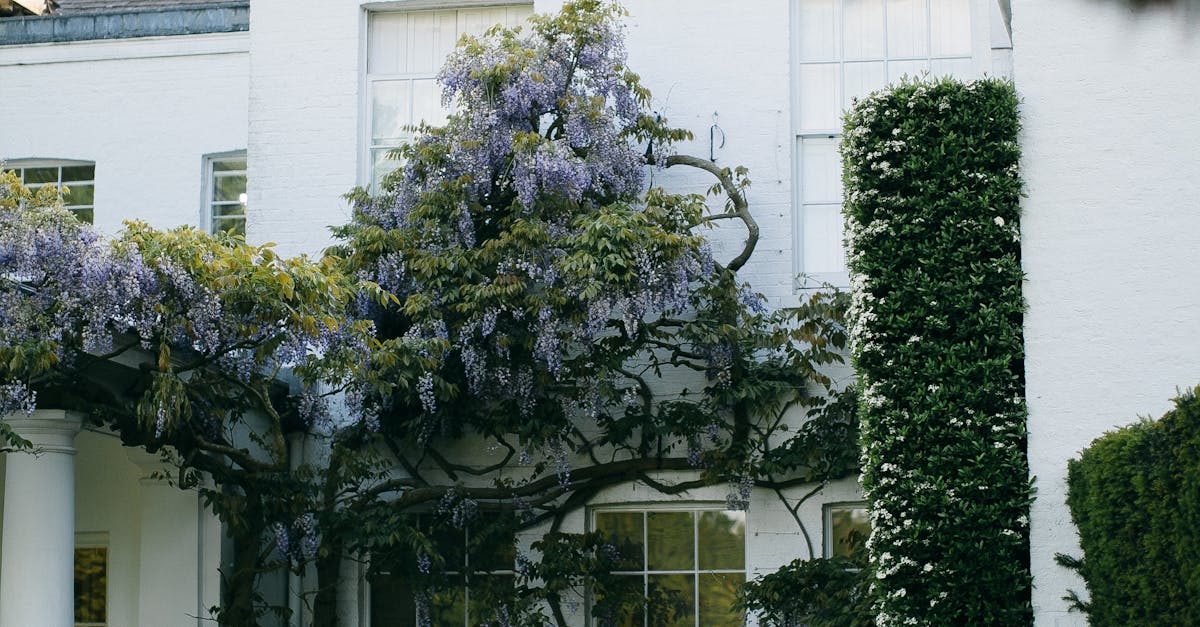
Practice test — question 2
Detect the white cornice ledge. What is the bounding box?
[0,30,249,67]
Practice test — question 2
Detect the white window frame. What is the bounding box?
[358,2,533,190]
[202,151,247,235]
[790,0,995,290]
[74,531,109,627]
[823,501,870,559]
[5,158,96,223]
[588,503,748,627]
[365,517,517,627]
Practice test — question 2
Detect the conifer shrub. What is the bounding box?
[843,77,1031,625]
[1060,387,1200,626]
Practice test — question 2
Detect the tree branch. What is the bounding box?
[664,154,758,272]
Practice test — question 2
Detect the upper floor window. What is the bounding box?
[593,508,746,626]
[792,0,985,287]
[204,152,247,236]
[364,5,533,189]
[8,159,95,223]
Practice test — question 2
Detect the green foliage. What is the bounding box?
[738,557,873,627]
[3,3,863,624]
[1060,387,1200,626]
[843,77,1031,625]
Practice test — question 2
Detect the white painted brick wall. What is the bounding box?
[1013,1,1200,624]
[0,33,249,236]
[246,0,362,257]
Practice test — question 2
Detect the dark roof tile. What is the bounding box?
[55,0,245,14]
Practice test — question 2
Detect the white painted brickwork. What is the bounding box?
[12,1,1198,625]
[246,0,362,257]
[1013,0,1200,624]
[0,32,250,236]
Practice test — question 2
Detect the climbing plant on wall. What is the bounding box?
[0,2,862,625]
[843,77,1031,625]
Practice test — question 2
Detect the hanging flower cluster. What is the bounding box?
[336,0,712,452]
[0,169,377,438]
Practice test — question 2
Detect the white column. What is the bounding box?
[0,409,83,627]
[127,448,201,627]
[337,556,365,627]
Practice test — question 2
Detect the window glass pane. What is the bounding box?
[214,175,247,202]
[368,12,408,74]
[64,183,94,207]
[372,148,400,191]
[212,158,245,173]
[800,137,843,205]
[647,512,693,571]
[61,165,94,181]
[412,79,447,128]
[596,511,644,571]
[213,218,245,236]
[842,0,886,60]
[373,80,412,143]
[74,547,107,624]
[647,574,694,627]
[469,521,516,572]
[698,572,745,627]
[797,64,840,131]
[797,0,838,61]
[931,56,975,80]
[593,573,644,627]
[428,524,466,572]
[803,202,846,274]
[886,0,929,58]
[369,573,417,627]
[843,61,887,107]
[213,203,245,218]
[73,208,95,225]
[887,59,928,83]
[467,574,515,625]
[428,575,465,626]
[930,0,972,57]
[409,11,458,75]
[24,167,59,184]
[697,511,745,570]
[829,506,871,560]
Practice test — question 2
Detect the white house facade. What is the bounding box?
[1,0,1198,625]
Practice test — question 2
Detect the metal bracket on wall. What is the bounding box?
[710,111,725,162]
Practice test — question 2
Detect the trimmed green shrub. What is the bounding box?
[737,557,873,627]
[843,77,1031,625]
[1061,387,1200,626]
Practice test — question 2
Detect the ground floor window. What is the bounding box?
[824,502,870,561]
[74,532,108,627]
[369,516,516,626]
[593,508,747,626]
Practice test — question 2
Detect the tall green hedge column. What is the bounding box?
[843,78,1031,625]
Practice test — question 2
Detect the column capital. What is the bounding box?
[4,409,84,455]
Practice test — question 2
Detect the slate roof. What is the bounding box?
[54,0,245,14]
[0,0,248,45]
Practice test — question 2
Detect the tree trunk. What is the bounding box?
[221,528,264,627]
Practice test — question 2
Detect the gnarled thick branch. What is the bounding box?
[664,154,759,272]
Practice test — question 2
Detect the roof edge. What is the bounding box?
[0,2,248,46]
